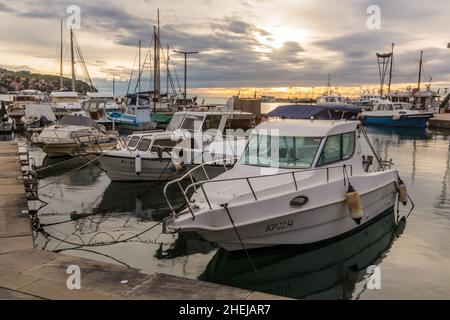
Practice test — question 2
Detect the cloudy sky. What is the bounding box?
[0,0,449,96]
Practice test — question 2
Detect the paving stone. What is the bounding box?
[0,249,59,272]
[0,236,34,254]
[24,254,154,297]
[0,269,39,290]
[18,278,112,300]
[125,273,251,300]
[0,287,41,300]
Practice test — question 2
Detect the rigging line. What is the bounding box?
[35,155,83,173]
[40,221,162,249]
[73,32,95,91]
[133,39,154,94]
[56,248,131,268]
[220,203,260,279]
[126,49,139,95]
[171,60,182,94]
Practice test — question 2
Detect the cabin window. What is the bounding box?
[386,105,394,111]
[127,136,140,149]
[241,134,322,169]
[167,114,185,132]
[151,139,178,153]
[203,115,222,131]
[138,138,152,152]
[181,115,204,132]
[318,132,355,166]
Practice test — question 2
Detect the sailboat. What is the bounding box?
[51,21,96,116]
[106,40,157,133]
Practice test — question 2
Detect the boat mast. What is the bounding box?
[157,9,161,101]
[153,9,161,114]
[418,50,423,91]
[387,43,394,94]
[113,76,115,96]
[60,20,64,90]
[138,40,141,105]
[153,26,157,113]
[70,28,76,92]
[327,73,331,95]
[166,45,170,96]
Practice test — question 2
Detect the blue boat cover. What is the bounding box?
[267,105,360,120]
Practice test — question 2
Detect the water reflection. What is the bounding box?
[200,210,398,300]
[95,181,188,221]
[0,133,13,141]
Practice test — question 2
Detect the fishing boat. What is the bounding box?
[360,99,433,128]
[163,105,409,251]
[31,115,118,157]
[98,110,255,182]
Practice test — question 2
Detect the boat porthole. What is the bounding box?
[290,196,308,208]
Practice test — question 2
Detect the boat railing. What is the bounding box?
[72,131,119,156]
[164,161,353,219]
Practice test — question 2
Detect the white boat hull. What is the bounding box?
[169,171,398,251]
[98,154,179,182]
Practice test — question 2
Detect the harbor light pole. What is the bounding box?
[173,50,199,106]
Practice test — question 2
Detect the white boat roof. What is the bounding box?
[51,91,79,98]
[174,110,254,117]
[256,119,360,137]
[87,92,115,99]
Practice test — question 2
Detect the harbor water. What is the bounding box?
[3,122,450,299]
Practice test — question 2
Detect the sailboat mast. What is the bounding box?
[166,45,170,96]
[418,50,423,91]
[153,26,157,113]
[138,40,141,105]
[157,8,161,100]
[60,20,64,90]
[70,28,76,92]
[387,43,394,94]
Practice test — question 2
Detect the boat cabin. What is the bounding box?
[317,95,349,105]
[239,119,361,172]
[121,110,255,155]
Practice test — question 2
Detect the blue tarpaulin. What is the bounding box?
[267,105,360,120]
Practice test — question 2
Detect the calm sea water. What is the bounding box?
[7,116,450,299]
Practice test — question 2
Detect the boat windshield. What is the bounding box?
[240,134,322,169]
[167,113,186,132]
[180,115,205,132]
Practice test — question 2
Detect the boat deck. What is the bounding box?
[0,142,286,300]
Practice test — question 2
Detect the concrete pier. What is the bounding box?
[0,142,285,300]
[429,113,450,130]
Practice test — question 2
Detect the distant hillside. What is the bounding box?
[0,68,95,94]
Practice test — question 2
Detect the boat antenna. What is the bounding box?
[418,50,423,91]
[376,51,392,97]
[387,43,394,94]
[327,73,332,95]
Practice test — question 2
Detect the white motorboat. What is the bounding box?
[32,115,118,157]
[163,107,409,251]
[50,91,83,116]
[98,110,255,182]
